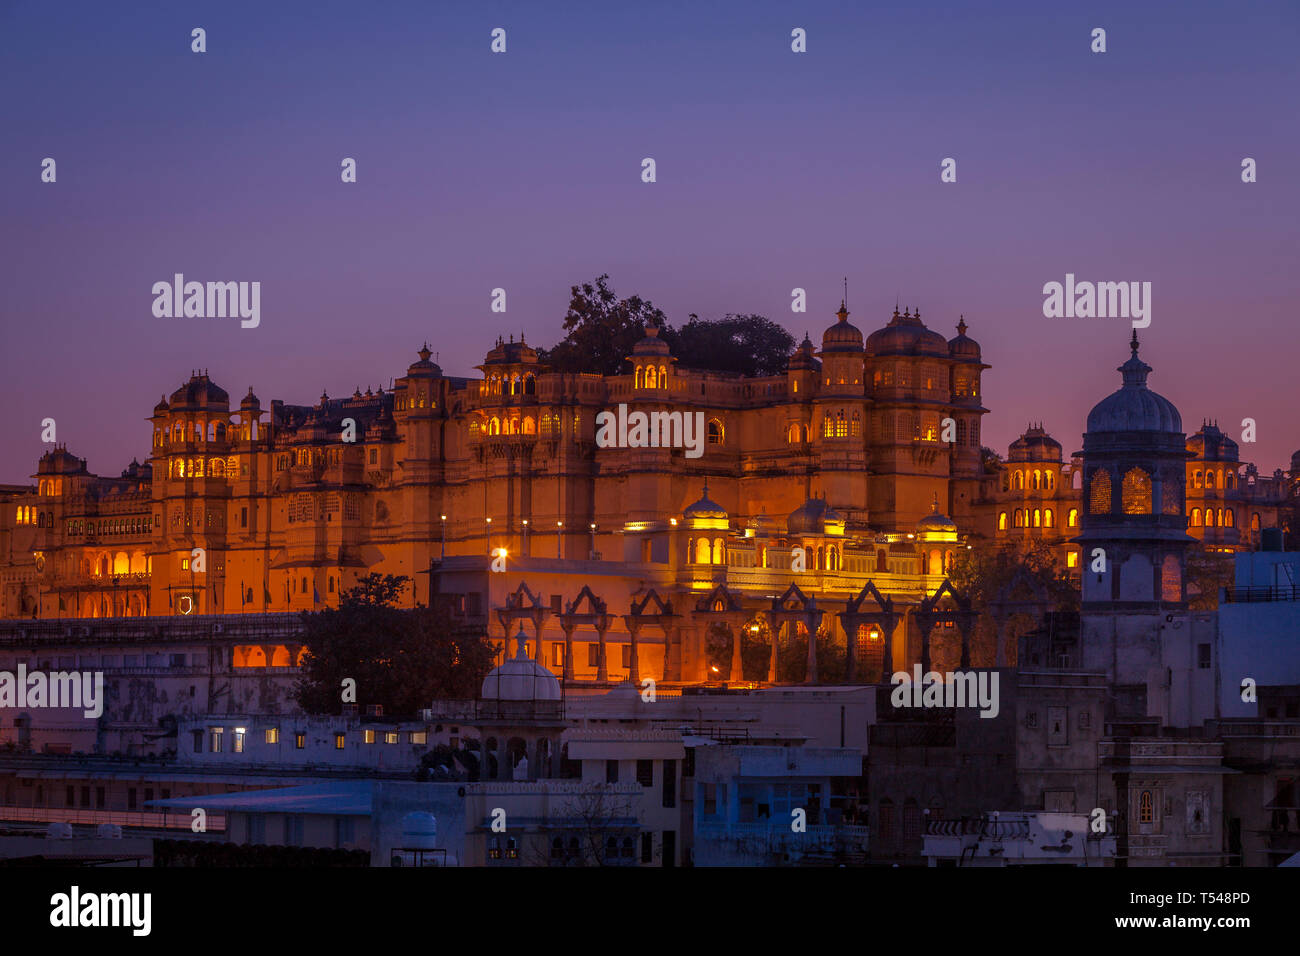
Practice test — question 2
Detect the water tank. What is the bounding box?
[95,823,123,839]
[46,822,74,840]
[1262,527,1284,552]
[400,811,438,850]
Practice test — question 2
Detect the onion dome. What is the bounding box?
[240,387,260,410]
[36,446,89,476]
[786,333,820,371]
[632,321,672,358]
[821,302,864,354]
[1086,332,1181,434]
[916,494,958,535]
[865,307,949,357]
[684,482,728,523]
[169,370,229,408]
[153,395,169,415]
[1008,424,1063,462]
[948,316,982,361]
[408,343,443,375]
[1186,422,1239,462]
[786,494,844,536]
[480,626,562,701]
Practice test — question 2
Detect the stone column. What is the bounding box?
[730,626,744,682]
[627,620,642,684]
[804,611,819,684]
[846,619,858,683]
[596,623,609,683]
[767,622,780,684]
[665,625,682,682]
[560,622,575,680]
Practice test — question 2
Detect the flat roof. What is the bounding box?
[145,781,373,816]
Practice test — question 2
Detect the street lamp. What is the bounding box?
[589,522,597,558]
[485,516,492,555]
[440,514,447,560]
[556,520,563,558]
[522,519,529,557]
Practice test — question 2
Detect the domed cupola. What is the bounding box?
[240,387,261,411]
[1008,424,1063,463]
[865,307,949,358]
[916,494,958,539]
[153,395,170,416]
[820,302,864,354]
[169,370,230,409]
[948,316,982,361]
[683,482,729,529]
[1187,421,1239,462]
[480,625,562,702]
[1085,331,1182,435]
[786,333,820,372]
[408,343,443,377]
[632,320,672,358]
[786,494,845,537]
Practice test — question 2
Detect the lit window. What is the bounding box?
[1138,790,1154,824]
[295,733,306,749]
[410,731,427,745]
[335,733,345,750]
[210,728,223,753]
[1089,470,1112,514]
[385,732,398,745]
[265,728,279,744]
[364,729,376,744]
[233,728,245,753]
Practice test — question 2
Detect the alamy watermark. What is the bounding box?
[1042,274,1150,328]
[151,274,260,328]
[890,665,999,719]
[0,666,104,718]
[595,404,705,459]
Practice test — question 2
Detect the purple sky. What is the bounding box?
[2,0,1297,483]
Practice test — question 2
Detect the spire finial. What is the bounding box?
[843,276,848,309]
[1130,328,1140,354]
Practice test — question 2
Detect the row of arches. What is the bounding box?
[999,508,1077,530]
[68,517,151,537]
[634,365,669,389]
[1191,468,1237,490]
[1190,508,1235,528]
[484,373,537,396]
[1006,468,1058,492]
[38,478,64,496]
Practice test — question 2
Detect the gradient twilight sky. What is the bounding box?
[2,0,1297,484]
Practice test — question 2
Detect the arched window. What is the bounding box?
[1033,509,1041,528]
[1014,472,1024,491]
[1251,513,1261,531]
[1161,555,1181,601]
[851,412,861,438]
[998,512,1007,531]
[707,419,724,445]
[1044,509,1054,528]
[522,416,536,435]
[712,538,724,564]
[524,374,536,395]
[1067,551,1079,568]
[1194,470,1203,489]
[1205,509,1215,528]
[645,366,657,389]
[1191,508,1202,527]
[659,365,667,387]
[1205,470,1216,489]
[695,539,711,564]
[1090,469,1112,514]
[822,417,833,438]
[788,424,800,444]
[1014,509,1024,528]
[635,367,644,389]
[1122,468,1152,514]
[1138,790,1154,824]
[1068,508,1078,528]
[1033,470,1041,490]
[489,417,500,436]
[1046,470,1055,490]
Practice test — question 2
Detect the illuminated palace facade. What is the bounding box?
[0,303,1294,683]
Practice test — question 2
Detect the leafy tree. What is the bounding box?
[661,313,795,376]
[949,540,1078,613]
[295,574,498,715]
[1184,542,1234,610]
[538,274,668,375]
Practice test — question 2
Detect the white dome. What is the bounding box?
[481,628,562,701]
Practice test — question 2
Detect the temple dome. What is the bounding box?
[169,372,229,408]
[632,321,672,357]
[683,483,728,522]
[1086,334,1181,434]
[786,495,844,536]
[865,308,949,357]
[820,303,864,353]
[948,316,982,360]
[1008,425,1063,462]
[480,627,562,702]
